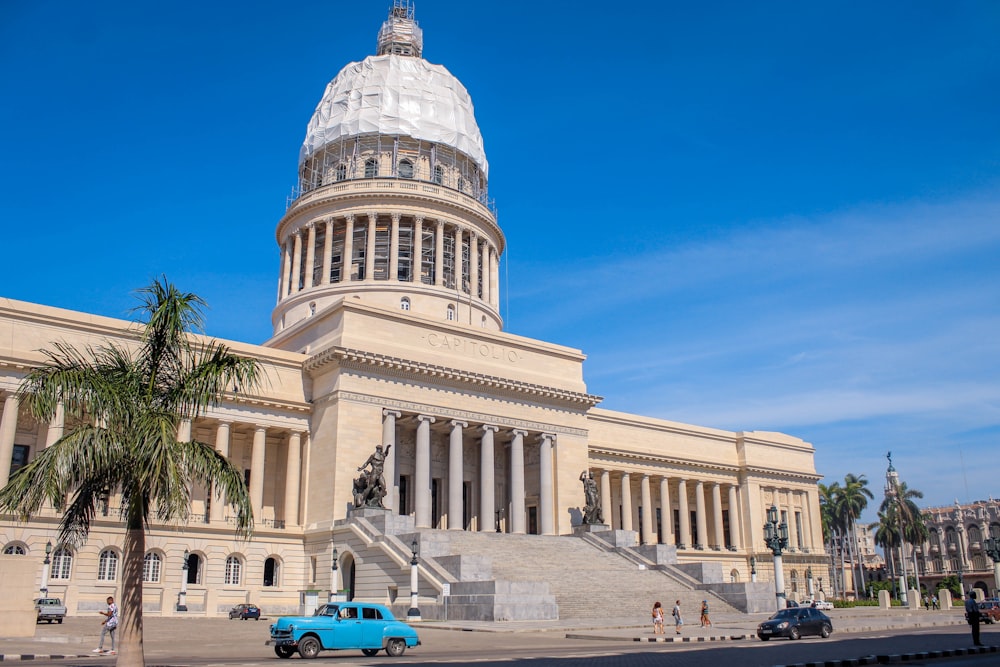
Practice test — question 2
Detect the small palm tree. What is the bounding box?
[0,278,262,667]
[838,473,874,597]
[819,481,844,597]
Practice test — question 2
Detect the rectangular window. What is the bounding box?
[351,226,367,280]
[330,223,345,283]
[795,512,804,549]
[373,217,390,280]
[461,232,471,293]
[312,224,326,286]
[528,506,538,535]
[431,478,440,528]
[463,481,473,531]
[420,228,435,285]
[397,222,414,282]
[656,507,663,543]
[10,444,29,475]
[442,232,455,289]
[722,509,732,549]
[399,475,410,516]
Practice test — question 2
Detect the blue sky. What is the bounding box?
[2,1,998,521]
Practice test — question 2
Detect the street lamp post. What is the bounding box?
[956,523,967,597]
[884,454,908,604]
[495,508,504,533]
[407,538,421,622]
[984,537,1000,598]
[807,566,815,599]
[750,555,757,583]
[40,541,52,595]
[330,545,340,603]
[763,504,789,610]
[177,549,189,612]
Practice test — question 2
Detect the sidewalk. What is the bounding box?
[0,607,980,661]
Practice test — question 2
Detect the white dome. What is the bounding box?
[300,54,489,177]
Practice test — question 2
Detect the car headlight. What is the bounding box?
[777,622,789,629]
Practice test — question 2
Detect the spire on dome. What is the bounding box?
[377,0,423,57]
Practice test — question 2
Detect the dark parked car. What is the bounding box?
[229,603,261,620]
[979,599,1000,624]
[757,607,833,640]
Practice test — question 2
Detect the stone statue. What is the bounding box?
[353,444,391,508]
[580,470,603,524]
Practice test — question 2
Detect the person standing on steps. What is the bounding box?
[700,600,712,627]
[651,601,664,634]
[672,600,683,634]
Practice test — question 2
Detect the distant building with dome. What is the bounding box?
[0,2,827,619]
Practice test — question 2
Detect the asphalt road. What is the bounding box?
[13,621,998,667]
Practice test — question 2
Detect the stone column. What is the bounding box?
[480,240,490,304]
[454,226,464,292]
[448,420,466,530]
[480,425,498,532]
[600,470,612,527]
[45,402,65,448]
[414,216,424,282]
[800,490,815,552]
[0,393,19,486]
[280,239,292,297]
[210,421,231,523]
[389,213,400,281]
[640,474,654,545]
[491,248,500,308]
[712,482,724,550]
[509,429,527,534]
[343,215,355,281]
[538,433,554,536]
[660,477,674,545]
[677,479,690,549]
[728,484,741,550]
[786,493,799,552]
[365,212,378,281]
[284,431,302,527]
[415,415,435,528]
[620,472,633,531]
[177,418,192,443]
[321,218,333,285]
[434,221,445,286]
[382,410,400,512]
[250,427,266,520]
[470,232,480,298]
[304,223,316,289]
[694,480,708,549]
[291,230,303,293]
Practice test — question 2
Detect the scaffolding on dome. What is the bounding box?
[377,0,422,57]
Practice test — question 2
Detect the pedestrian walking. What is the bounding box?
[965,594,983,646]
[932,594,939,610]
[923,594,929,611]
[672,600,683,634]
[651,601,664,634]
[700,600,712,627]
[94,596,118,655]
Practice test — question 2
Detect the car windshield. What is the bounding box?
[770,609,798,620]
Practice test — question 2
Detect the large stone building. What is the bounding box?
[912,500,1000,598]
[0,3,826,619]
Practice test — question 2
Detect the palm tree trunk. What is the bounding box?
[827,534,838,598]
[119,509,146,667]
[839,531,849,597]
[851,521,868,598]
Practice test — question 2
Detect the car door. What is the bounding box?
[360,606,386,648]
[327,605,363,649]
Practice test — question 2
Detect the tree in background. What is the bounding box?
[0,277,262,667]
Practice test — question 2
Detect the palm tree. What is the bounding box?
[819,481,844,597]
[838,473,874,597]
[878,480,925,596]
[0,278,262,667]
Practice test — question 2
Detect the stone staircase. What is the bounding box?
[435,530,735,620]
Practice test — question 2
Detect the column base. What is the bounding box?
[406,608,421,622]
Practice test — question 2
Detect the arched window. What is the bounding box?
[185,553,202,585]
[264,557,279,587]
[968,525,982,544]
[3,543,26,555]
[446,305,456,321]
[730,569,741,583]
[51,547,73,580]
[364,158,379,179]
[790,569,799,593]
[400,297,410,311]
[143,552,162,583]
[432,165,443,184]
[481,315,487,328]
[335,163,347,181]
[398,159,414,179]
[225,555,243,585]
[973,554,987,570]
[98,549,119,581]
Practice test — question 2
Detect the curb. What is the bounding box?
[0,653,100,661]
[778,644,997,666]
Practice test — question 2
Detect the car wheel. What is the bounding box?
[386,638,406,657]
[299,636,321,659]
[758,636,770,641]
[821,624,832,638]
[362,648,380,656]
[57,619,63,624]
[789,627,801,640]
[275,646,295,659]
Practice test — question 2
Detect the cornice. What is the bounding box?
[588,447,741,475]
[305,344,602,409]
[744,466,823,484]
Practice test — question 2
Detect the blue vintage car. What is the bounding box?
[267,602,420,659]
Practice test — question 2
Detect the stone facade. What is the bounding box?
[914,500,1000,597]
[0,4,827,617]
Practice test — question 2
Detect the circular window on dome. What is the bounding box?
[398,159,414,179]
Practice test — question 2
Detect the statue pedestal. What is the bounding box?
[573,523,612,535]
[348,507,391,518]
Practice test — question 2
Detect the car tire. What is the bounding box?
[362,648,380,656]
[789,627,801,640]
[821,624,832,638]
[386,638,406,657]
[758,636,769,641]
[57,619,63,624]
[275,646,295,659]
[299,636,321,659]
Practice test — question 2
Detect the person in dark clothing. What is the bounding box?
[964,594,983,646]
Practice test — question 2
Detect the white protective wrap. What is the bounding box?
[300,54,488,177]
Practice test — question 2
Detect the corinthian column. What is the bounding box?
[435,220,445,286]
[470,232,480,298]
[509,429,526,534]
[415,415,435,528]
[448,420,466,530]
[344,215,355,281]
[304,223,316,289]
[389,213,400,281]
[280,239,292,298]
[321,218,333,285]
[365,212,378,280]
[539,433,554,535]
[291,231,303,293]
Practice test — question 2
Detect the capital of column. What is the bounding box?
[303,221,315,231]
[510,428,528,438]
[391,212,401,223]
[449,420,468,429]
[367,211,378,222]
[416,414,436,425]
[414,214,425,224]
[480,424,500,434]
[344,213,355,224]
[383,409,402,419]
[538,432,556,444]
